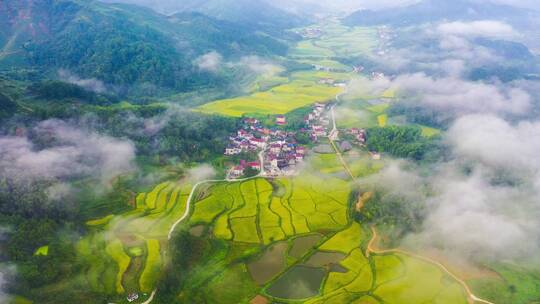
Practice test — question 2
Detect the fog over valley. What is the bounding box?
[1,0,540,303]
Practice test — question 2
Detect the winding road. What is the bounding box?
[366,227,494,304]
[143,172,264,304]
[330,86,494,304]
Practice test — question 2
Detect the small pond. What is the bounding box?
[289,234,322,259]
[305,251,346,268]
[266,265,326,299]
[248,242,288,285]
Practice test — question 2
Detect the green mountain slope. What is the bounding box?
[100,0,307,33]
[0,0,289,96]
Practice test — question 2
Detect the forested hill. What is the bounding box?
[100,0,308,34]
[344,0,537,27]
[0,0,290,96]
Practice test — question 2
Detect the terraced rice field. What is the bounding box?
[78,181,192,296]
[191,176,351,245]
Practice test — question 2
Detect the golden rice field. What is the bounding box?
[197,74,344,117]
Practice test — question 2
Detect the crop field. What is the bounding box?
[191,175,351,245]
[299,59,351,71]
[76,181,192,298]
[377,114,388,127]
[316,27,378,57]
[252,222,468,304]
[346,155,385,178]
[197,74,344,117]
[290,40,336,58]
[420,125,441,137]
[309,153,345,174]
[34,245,49,256]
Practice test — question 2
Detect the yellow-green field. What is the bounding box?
[420,125,442,137]
[377,114,388,127]
[198,72,345,117]
[191,175,351,245]
[290,40,335,58]
[34,245,49,256]
[316,26,378,57]
[77,181,192,296]
[267,222,470,304]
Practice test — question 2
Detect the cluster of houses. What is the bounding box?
[225,116,307,178]
[265,141,306,176]
[343,128,381,160]
[345,128,367,145]
[230,160,262,178]
[304,103,331,141]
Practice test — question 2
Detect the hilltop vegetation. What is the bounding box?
[101,0,307,34]
[0,0,290,97]
[0,92,17,119]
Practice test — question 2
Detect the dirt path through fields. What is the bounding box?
[366,226,495,304]
[144,174,263,303]
[328,91,355,180]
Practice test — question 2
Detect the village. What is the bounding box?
[223,100,374,179]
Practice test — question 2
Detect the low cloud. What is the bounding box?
[186,164,216,182]
[235,56,284,75]
[437,20,517,39]
[0,120,136,193]
[447,114,540,170]
[58,69,106,93]
[194,51,223,72]
[367,114,540,261]
[123,104,187,137]
[0,264,14,303]
[390,73,531,115]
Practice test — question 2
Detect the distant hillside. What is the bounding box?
[0,92,17,119]
[344,0,537,27]
[100,0,308,33]
[0,0,289,96]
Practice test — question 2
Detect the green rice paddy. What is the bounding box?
[76,181,192,298]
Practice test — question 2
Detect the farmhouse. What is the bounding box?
[269,156,279,169]
[312,125,326,137]
[276,115,287,125]
[249,137,265,148]
[248,161,261,171]
[127,293,139,302]
[270,143,282,154]
[231,165,245,177]
[225,146,241,155]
